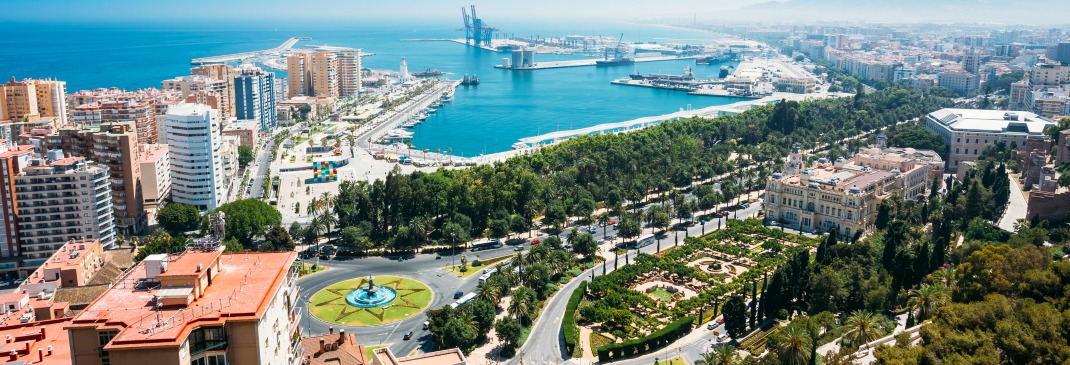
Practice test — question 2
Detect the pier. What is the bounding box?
[191,37,307,66]
[493,55,695,70]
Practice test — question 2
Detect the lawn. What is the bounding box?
[589,332,615,351]
[309,276,432,326]
[444,254,513,278]
[298,263,328,278]
[650,287,674,302]
[364,345,384,360]
[650,356,688,365]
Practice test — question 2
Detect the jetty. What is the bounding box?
[191,37,308,66]
[493,55,695,71]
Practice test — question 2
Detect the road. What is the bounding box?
[248,137,276,200]
[997,174,1027,231]
[512,203,764,365]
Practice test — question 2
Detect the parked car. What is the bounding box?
[717,334,729,342]
[514,246,525,252]
[454,291,464,299]
[768,220,780,227]
[404,331,414,340]
[422,321,429,330]
[716,317,725,324]
[717,211,730,217]
[707,323,716,330]
[586,226,597,234]
[741,202,751,208]
[530,239,541,245]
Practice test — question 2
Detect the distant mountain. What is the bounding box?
[704,0,1070,24]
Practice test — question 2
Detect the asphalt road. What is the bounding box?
[511,203,764,365]
[249,137,276,199]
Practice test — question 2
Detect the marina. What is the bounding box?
[493,55,696,70]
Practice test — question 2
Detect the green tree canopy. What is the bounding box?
[211,199,282,246]
[157,203,201,235]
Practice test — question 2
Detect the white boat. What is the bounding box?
[401,119,420,128]
[417,113,429,121]
[441,89,455,101]
[382,129,414,141]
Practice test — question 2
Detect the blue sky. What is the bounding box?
[0,0,766,22]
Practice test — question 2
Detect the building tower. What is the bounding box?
[400,57,411,81]
[163,103,226,210]
[336,48,363,97]
[234,65,278,132]
[785,146,805,174]
[0,142,33,277]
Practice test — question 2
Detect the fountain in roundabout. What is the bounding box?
[345,275,398,308]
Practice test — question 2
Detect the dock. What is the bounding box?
[191,37,308,66]
[493,56,695,71]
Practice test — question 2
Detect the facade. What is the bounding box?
[66,247,301,365]
[72,97,158,144]
[0,143,34,277]
[336,48,362,97]
[163,103,226,210]
[938,70,980,96]
[138,144,171,209]
[287,53,312,97]
[222,120,259,149]
[0,78,68,124]
[21,239,104,292]
[1009,78,1033,110]
[234,65,278,131]
[220,135,240,199]
[764,144,940,238]
[161,76,230,119]
[21,122,146,235]
[14,155,116,270]
[191,64,239,120]
[310,52,339,99]
[925,108,1056,171]
[1030,62,1070,85]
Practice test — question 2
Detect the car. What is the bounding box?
[563,244,573,250]
[454,291,463,299]
[586,226,597,234]
[707,323,716,330]
[768,220,780,227]
[404,331,414,340]
[717,211,730,217]
[717,334,729,342]
[609,219,617,225]
[741,202,751,208]
[12,279,23,285]
[605,234,617,240]
[422,321,429,330]
[514,246,525,252]
[531,239,541,245]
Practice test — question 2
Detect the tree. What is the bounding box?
[617,215,642,245]
[694,345,740,365]
[508,286,537,325]
[510,215,529,239]
[441,317,477,351]
[775,326,812,365]
[841,311,887,350]
[488,218,510,241]
[135,229,189,261]
[469,299,496,336]
[212,199,282,246]
[571,233,598,259]
[544,202,568,231]
[495,317,523,348]
[157,203,201,235]
[339,226,373,253]
[723,295,747,338]
[238,145,254,168]
[264,225,294,251]
[289,222,305,242]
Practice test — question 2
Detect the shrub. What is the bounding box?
[597,316,694,361]
[562,281,587,356]
[473,259,483,267]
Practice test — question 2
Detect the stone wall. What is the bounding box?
[1027,190,1070,222]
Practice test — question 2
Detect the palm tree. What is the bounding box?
[508,287,536,325]
[477,281,503,307]
[906,283,950,322]
[596,212,611,240]
[776,326,812,365]
[694,345,739,365]
[547,250,569,276]
[841,311,887,350]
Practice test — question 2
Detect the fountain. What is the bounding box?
[345,275,398,308]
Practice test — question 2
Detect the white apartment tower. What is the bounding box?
[162,103,227,210]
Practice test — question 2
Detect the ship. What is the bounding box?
[596,33,635,67]
[629,71,646,80]
[696,52,738,65]
[412,68,444,77]
[461,74,480,86]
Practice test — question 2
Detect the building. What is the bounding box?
[162,103,227,210]
[1031,87,1070,117]
[287,52,340,99]
[21,239,104,293]
[0,143,34,278]
[370,347,467,365]
[0,78,67,124]
[14,154,116,270]
[21,122,146,235]
[234,65,277,131]
[962,48,982,74]
[1009,78,1033,110]
[1027,190,1070,222]
[0,317,75,365]
[287,53,312,98]
[191,64,239,120]
[72,97,158,144]
[220,135,240,199]
[222,120,259,149]
[138,144,171,209]
[938,70,980,96]
[1058,129,1070,165]
[764,143,941,238]
[298,328,468,365]
[925,108,1056,171]
[161,76,230,119]
[66,244,302,365]
[1029,62,1070,85]
[336,48,362,97]
[1056,41,1070,66]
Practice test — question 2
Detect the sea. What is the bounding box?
[0,20,744,156]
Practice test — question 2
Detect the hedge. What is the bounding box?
[562,281,587,356]
[596,316,695,362]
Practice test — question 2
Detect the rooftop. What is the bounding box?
[23,240,100,286]
[67,250,297,350]
[0,318,74,365]
[138,144,169,162]
[300,332,366,365]
[928,108,1055,135]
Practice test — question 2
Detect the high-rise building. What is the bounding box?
[336,48,362,97]
[161,76,230,119]
[0,78,68,124]
[0,143,34,276]
[21,121,146,235]
[191,64,239,119]
[287,53,312,97]
[71,97,158,144]
[1029,62,1070,85]
[67,246,301,365]
[138,144,171,209]
[938,70,981,96]
[234,65,277,131]
[14,154,115,269]
[1056,41,1070,66]
[162,103,227,210]
[310,52,339,98]
[962,48,981,74]
[287,50,351,99]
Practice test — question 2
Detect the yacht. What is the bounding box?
[383,129,414,141]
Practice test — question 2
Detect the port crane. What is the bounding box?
[461,5,497,47]
[604,33,626,61]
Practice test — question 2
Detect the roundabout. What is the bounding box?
[309,275,433,326]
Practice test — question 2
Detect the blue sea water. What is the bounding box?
[0,20,743,155]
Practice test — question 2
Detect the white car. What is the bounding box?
[717,334,729,343]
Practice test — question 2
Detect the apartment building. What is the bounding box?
[925,108,1056,171]
[139,144,171,209]
[14,154,115,270]
[67,245,302,365]
[0,78,67,124]
[72,97,158,144]
[938,70,980,96]
[234,65,277,131]
[334,48,362,97]
[287,52,341,99]
[161,76,231,119]
[191,64,239,119]
[764,144,940,238]
[222,120,258,149]
[162,103,226,210]
[21,239,104,292]
[21,121,146,235]
[0,143,34,277]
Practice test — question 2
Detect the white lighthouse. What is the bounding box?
[400,57,411,81]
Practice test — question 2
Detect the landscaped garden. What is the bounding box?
[309,275,432,326]
[574,219,819,361]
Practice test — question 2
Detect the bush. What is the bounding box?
[597,316,694,361]
[562,281,587,356]
[499,345,516,358]
[472,259,483,267]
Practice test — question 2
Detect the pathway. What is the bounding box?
[997,173,1028,231]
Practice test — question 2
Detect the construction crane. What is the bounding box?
[461,5,497,47]
[614,33,626,60]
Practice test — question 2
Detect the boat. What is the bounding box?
[629,71,646,80]
[401,119,420,128]
[461,74,480,86]
[416,113,429,120]
[412,68,444,77]
[719,65,734,78]
[595,56,635,67]
[512,142,529,150]
[382,129,414,141]
[441,89,455,101]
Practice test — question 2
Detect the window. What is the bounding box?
[189,326,226,355]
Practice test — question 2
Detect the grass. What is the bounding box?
[517,326,533,347]
[650,356,688,365]
[309,276,433,326]
[650,287,674,302]
[589,332,615,351]
[298,263,328,278]
[444,254,513,278]
[364,345,384,361]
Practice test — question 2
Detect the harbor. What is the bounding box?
[492,55,697,70]
[190,37,307,66]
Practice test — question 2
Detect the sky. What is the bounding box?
[0,0,768,23]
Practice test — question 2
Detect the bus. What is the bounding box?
[471,239,503,252]
[450,292,479,309]
[625,234,656,249]
[478,271,493,286]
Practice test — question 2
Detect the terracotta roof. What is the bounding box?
[0,318,74,365]
[86,262,124,286]
[102,249,136,271]
[300,333,366,365]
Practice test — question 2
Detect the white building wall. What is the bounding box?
[163,103,225,210]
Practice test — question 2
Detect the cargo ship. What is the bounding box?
[595,57,635,67]
[460,74,480,86]
[412,68,444,77]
